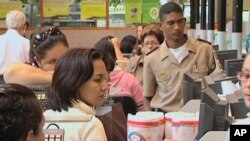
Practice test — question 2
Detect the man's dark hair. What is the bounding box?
[159,2,183,21]
[120,42,133,54]
[120,35,137,54]
[121,35,137,46]
[0,84,43,141]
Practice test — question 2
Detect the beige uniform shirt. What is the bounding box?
[143,37,217,112]
[126,55,144,85]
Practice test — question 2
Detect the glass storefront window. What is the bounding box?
[109,0,161,27]
[0,0,182,28]
[0,0,40,28]
[42,0,106,27]
[109,0,125,27]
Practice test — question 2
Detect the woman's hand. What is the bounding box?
[111,37,121,49]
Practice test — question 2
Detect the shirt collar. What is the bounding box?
[186,37,197,54]
[72,100,96,115]
[6,29,19,35]
[159,36,197,61]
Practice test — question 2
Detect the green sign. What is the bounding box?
[142,2,160,23]
[125,0,142,24]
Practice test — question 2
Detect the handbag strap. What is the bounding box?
[46,123,60,129]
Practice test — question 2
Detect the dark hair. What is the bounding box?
[94,37,116,72]
[159,2,183,21]
[46,48,104,111]
[0,84,43,141]
[120,35,137,54]
[141,24,165,44]
[121,35,137,46]
[24,21,29,28]
[101,35,114,40]
[120,42,134,54]
[29,26,69,66]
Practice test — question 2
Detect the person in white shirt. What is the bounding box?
[0,10,30,75]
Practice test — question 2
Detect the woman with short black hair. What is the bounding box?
[44,48,108,141]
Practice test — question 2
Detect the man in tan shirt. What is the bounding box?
[143,2,219,112]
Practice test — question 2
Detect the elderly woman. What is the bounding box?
[126,24,164,85]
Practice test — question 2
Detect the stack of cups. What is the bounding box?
[127,111,164,141]
[179,118,199,141]
[165,112,178,140]
[165,112,199,141]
